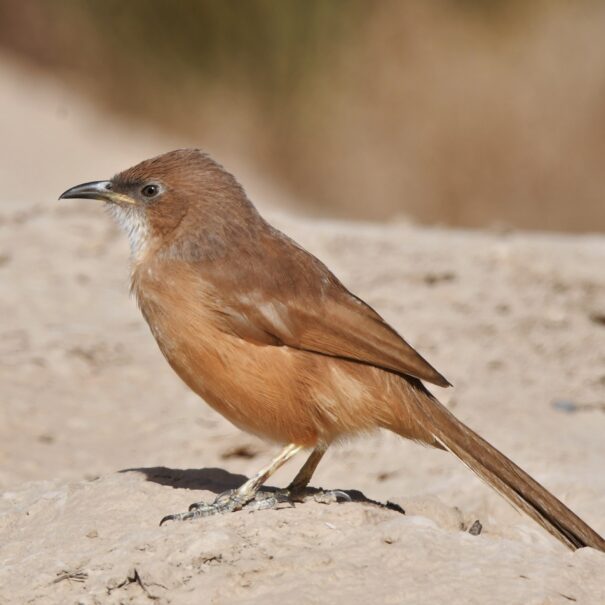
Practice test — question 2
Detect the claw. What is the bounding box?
[311,489,353,504]
[159,513,181,526]
[331,490,352,502]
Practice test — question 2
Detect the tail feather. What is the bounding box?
[420,398,605,551]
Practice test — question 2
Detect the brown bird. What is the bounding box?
[60,149,605,551]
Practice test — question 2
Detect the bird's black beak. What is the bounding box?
[59,180,135,205]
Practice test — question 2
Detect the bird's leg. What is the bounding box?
[287,446,327,495]
[160,443,302,525]
[248,446,351,511]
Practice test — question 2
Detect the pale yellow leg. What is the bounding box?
[235,443,303,501]
[160,443,303,524]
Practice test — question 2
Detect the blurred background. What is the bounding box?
[0,0,604,232]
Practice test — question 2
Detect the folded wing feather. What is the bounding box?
[200,232,451,388]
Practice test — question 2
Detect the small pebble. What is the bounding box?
[551,399,578,414]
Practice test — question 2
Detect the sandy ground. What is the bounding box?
[1,199,605,604]
[1,56,605,604]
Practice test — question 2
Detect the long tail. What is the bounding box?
[417,397,605,551]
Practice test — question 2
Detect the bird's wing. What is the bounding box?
[202,232,451,388]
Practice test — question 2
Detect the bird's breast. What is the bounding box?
[130,258,427,447]
[131,259,323,444]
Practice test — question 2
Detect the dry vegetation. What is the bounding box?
[0,0,603,231]
[272,1,605,230]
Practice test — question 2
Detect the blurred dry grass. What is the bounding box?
[0,0,603,231]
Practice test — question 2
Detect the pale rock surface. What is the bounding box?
[1,198,604,604]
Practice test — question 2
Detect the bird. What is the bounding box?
[59,148,605,552]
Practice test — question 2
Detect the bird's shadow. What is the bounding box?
[121,466,405,514]
[120,466,247,494]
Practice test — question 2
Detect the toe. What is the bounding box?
[159,513,183,526]
[330,490,352,502]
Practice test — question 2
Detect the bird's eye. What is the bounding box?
[141,184,159,198]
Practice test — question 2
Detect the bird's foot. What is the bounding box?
[159,487,352,524]
[245,487,352,512]
[159,489,252,525]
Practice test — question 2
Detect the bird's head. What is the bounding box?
[60,148,257,261]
